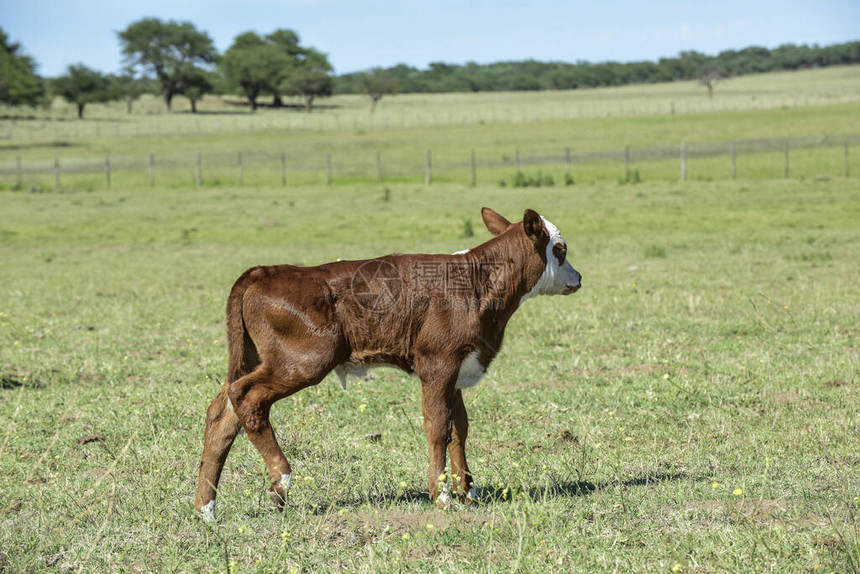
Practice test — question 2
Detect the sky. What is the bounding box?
[2,0,858,77]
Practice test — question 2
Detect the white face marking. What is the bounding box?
[520,216,582,304]
[455,351,485,389]
[466,487,478,501]
[226,397,234,411]
[201,499,216,522]
[452,248,470,255]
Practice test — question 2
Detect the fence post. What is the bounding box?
[281,151,286,186]
[196,152,201,187]
[376,150,383,185]
[54,155,60,190]
[784,141,789,178]
[845,143,850,179]
[105,155,111,190]
[471,148,476,186]
[680,143,686,181]
[425,149,432,185]
[326,151,332,186]
[149,154,155,187]
[565,147,571,180]
[731,142,736,179]
[237,152,243,186]
[624,146,630,181]
[16,155,22,188]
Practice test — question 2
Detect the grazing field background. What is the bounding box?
[2,66,860,190]
[0,66,859,572]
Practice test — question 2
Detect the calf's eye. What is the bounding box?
[552,243,566,265]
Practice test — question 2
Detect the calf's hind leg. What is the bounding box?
[227,366,317,507]
[195,383,243,521]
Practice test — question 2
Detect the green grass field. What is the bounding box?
[1,67,859,572]
[2,67,859,192]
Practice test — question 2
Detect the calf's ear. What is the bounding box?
[481,207,512,236]
[523,209,544,242]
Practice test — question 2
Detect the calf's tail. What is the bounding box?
[226,268,261,384]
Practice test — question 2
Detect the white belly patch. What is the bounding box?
[456,351,486,389]
[335,355,484,390]
[334,362,404,389]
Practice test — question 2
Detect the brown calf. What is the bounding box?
[195,207,582,520]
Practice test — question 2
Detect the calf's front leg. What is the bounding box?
[419,377,456,507]
[448,389,476,503]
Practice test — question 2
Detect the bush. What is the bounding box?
[501,171,556,188]
[619,169,643,185]
[644,244,667,258]
[462,219,474,238]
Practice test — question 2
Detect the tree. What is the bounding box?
[53,64,112,119]
[108,68,150,114]
[0,28,46,107]
[280,49,332,112]
[221,31,290,110]
[118,18,217,112]
[359,68,397,113]
[221,28,319,109]
[265,29,304,106]
[183,67,214,113]
[698,63,728,99]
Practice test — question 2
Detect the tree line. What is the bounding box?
[335,43,860,94]
[1,21,858,119]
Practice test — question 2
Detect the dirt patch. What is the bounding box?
[557,430,580,444]
[311,507,490,551]
[78,434,105,445]
[683,499,723,513]
[333,509,493,564]
[485,440,544,452]
[506,364,693,390]
[313,507,490,548]
[768,390,802,403]
[681,499,826,528]
[344,508,489,536]
[763,390,820,410]
[502,379,570,391]
[405,543,471,562]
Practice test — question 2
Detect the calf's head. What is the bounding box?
[481,207,582,301]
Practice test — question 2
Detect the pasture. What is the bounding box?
[1,68,859,572]
[2,67,860,192]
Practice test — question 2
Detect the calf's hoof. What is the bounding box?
[199,499,217,522]
[268,473,292,508]
[461,487,479,505]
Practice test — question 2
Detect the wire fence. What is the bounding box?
[1,133,856,191]
[2,90,859,141]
